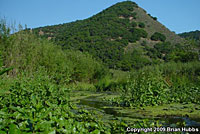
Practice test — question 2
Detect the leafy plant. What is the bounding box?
[151,32,166,42]
[138,22,145,28]
[106,62,200,107]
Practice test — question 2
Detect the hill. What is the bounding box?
[32,1,197,71]
[179,30,200,40]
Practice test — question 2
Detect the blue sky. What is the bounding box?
[0,0,199,33]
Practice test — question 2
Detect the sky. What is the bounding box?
[0,0,199,34]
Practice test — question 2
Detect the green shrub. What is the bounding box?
[141,41,147,46]
[119,50,151,71]
[95,75,113,91]
[131,21,137,27]
[138,22,145,28]
[153,17,157,20]
[128,28,148,43]
[64,50,107,83]
[151,32,166,42]
[148,14,157,20]
[165,50,199,62]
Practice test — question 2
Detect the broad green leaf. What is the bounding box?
[91,129,101,134]
[9,124,21,134]
[0,130,6,134]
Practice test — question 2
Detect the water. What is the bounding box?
[75,93,200,129]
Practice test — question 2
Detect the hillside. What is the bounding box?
[32,1,196,71]
[179,30,200,40]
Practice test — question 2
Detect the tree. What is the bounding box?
[151,32,166,42]
[138,22,145,28]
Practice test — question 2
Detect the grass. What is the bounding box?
[68,82,96,91]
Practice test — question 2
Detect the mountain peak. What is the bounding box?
[92,1,138,19]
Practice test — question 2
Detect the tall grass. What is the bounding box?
[0,22,107,85]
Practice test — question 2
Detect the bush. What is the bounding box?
[131,21,137,27]
[165,50,199,62]
[65,50,107,82]
[148,14,157,21]
[138,22,145,28]
[153,17,157,20]
[151,32,166,42]
[129,28,148,42]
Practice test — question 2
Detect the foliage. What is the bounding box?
[179,30,200,40]
[117,49,151,71]
[64,50,107,83]
[165,50,199,62]
[151,32,166,42]
[0,70,114,133]
[145,41,199,62]
[152,17,157,21]
[0,20,127,133]
[32,1,149,70]
[0,66,164,133]
[0,51,12,76]
[138,22,145,28]
[148,14,157,21]
[0,22,108,133]
[0,29,107,83]
[105,62,200,107]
